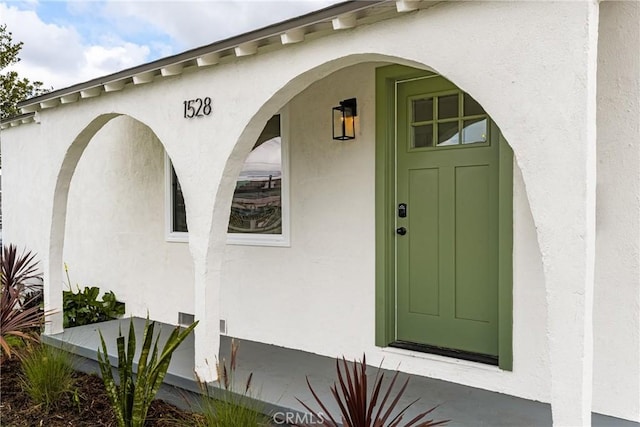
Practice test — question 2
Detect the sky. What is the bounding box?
[1,0,342,91]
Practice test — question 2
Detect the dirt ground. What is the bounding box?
[0,356,202,426]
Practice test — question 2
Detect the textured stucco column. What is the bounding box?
[593,1,640,420]
[543,2,599,424]
[192,246,220,382]
[43,245,64,335]
[185,170,225,382]
[171,124,239,384]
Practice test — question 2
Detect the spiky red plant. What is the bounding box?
[1,244,42,297]
[0,244,45,361]
[296,354,448,427]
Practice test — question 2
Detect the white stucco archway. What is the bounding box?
[45,113,197,336]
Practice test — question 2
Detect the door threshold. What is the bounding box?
[389,341,498,366]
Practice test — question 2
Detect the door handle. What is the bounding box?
[396,227,407,236]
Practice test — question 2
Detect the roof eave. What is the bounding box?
[17,0,389,110]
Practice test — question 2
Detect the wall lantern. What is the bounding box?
[332,98,357,140]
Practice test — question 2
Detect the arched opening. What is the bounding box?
[200,56,540,376]
[47,114,193,333]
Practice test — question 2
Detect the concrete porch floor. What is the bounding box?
[43,317,638,427]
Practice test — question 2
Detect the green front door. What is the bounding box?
[394,75,500,359]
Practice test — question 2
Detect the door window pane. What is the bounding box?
[413,124,433,148]
[438,95,458,119]
[404,90,488,151]
[437,121,459,146]
[464,93,485,116]
[462,118,487,144]
[413,98,433,122]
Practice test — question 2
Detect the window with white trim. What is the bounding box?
[165,113,290,246]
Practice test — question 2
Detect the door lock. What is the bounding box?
[398,203,407,218]
[396,227,407,236]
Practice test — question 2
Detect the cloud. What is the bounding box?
[1,2,153,89]
[101,0,341,50]
[2,3,83,72]
[83,43,151,78]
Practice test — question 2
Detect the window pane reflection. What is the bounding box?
[172,168,188,232]
[437,121,459,146]
[228,115,282,234]
[171,115,283,236]
[462,118,487,144]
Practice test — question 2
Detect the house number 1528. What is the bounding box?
[183,97,212,118]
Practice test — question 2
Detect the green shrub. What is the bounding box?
[3,334,25,351]
[19,343,76,409]
[63,264,125,328]
[193,339,269,427]
[197,392,269,427]
[97,317,197,427]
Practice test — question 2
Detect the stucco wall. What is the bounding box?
[220,63,379,353]
[1,121,50,256]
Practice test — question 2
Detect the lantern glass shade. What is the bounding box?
[332,98,357,140]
